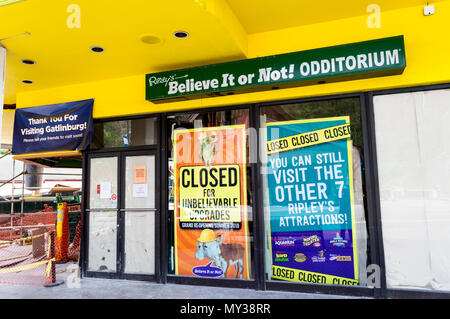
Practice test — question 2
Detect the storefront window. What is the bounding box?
[260,98,370,287]
[167,109,254,280]
[374,89,450,292]
[92,117,157,148]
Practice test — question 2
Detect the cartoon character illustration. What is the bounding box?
[194,229,245,279]
[198,134,218,166]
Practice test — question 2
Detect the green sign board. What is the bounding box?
[146,36,406,103]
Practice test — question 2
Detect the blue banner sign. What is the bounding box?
[12,99,94,155]
[266,116,359,285]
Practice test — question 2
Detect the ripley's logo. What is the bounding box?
[148,74,188,87]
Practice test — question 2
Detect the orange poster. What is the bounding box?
[134,166,147,184]
[173,125,251,279]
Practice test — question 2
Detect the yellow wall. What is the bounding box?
[16,2,450,118]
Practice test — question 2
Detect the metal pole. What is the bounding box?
[0,195,78,203]
[20,162,25,237]
[0,224,56,230]
[13,186,76,190]
[0,150,11,160]
[0,171,24,188]
[10,159,15,240]
[24,172,82,176]
[0,212,57,218]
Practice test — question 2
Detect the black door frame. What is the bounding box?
[120,149,160,281]
[82,151,121,280]
[257,93,378,298]
[81,114,162,282]
[82,148,160,281]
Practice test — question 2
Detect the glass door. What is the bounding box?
[87,154,119,274]
[86,150,158,280]
[121,152,156,276]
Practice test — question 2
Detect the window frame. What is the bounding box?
[257,93,378,298]
[90,114,160,152]
[80,85,450,298]
[369,83,450,299]
[162,104,261,290]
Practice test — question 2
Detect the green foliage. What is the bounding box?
[103,121,128,147]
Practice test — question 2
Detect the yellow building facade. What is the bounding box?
[3,1,450,298]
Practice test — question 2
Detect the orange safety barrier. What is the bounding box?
[55,202,69,262]
[68,219,82,261]
[45,231,57,286]
[0,231,56,287]
[0,204,56,242]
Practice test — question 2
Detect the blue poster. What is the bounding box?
[12,99,94,155]
[266,116,359,285]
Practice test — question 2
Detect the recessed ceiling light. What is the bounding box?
[173,31,189,39]
[90,46,105,53]
[21,59,35,65]
[22,80,33,84]
[141,35,162,44]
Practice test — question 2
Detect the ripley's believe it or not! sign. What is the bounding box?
[146,36,405,103]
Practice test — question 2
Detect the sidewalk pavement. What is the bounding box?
[0,262,365,299]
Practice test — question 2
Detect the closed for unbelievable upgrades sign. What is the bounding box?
[146,36,406,103]
[173,125,251,279]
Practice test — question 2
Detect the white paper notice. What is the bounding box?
[100,182,111,199]
[132,184,148,198]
